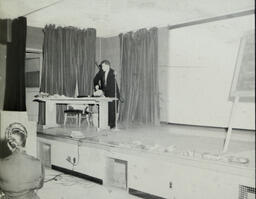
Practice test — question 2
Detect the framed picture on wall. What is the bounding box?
[230,30,255,98]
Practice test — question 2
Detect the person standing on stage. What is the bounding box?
[100,60,120,129]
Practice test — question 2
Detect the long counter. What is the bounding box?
[37,131,255,199]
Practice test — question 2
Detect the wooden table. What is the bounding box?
[34,97,116,130]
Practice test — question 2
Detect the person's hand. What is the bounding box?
[95,85,99,90]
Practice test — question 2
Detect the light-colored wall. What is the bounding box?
[26,26,44,50]
[160,15,255,129]
[158,27,170,122]
[26,87,40,121]
[25,26,43,121]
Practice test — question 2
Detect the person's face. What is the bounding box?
[102,63,109,72]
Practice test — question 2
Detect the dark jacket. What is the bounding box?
[101,69,120,98]
[93,68,104,90]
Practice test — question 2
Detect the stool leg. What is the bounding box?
[78,113,81,128]
[89,113,93,127]
[64,113,67,127]
[86,114,89,126]
[76,114,78,127]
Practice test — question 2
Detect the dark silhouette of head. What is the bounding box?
[100,60,111,67]
[101,60,111,72]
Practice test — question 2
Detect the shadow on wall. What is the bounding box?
[0,139,11,158]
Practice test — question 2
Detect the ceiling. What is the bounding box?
[0,0,254,37]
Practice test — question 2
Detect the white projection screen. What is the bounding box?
[159,14,255,129]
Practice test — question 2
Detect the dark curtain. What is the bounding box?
[39,25,96,124]
[4,17,27,111]
[77,28,96,96]
[119,28,160,126]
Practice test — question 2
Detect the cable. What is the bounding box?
[65,140,80,168]
[73,140,80,167]
[44,174,63,183]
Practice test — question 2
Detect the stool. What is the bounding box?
[81,106,94,127]
[64,108,83,127]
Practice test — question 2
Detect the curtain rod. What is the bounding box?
[102,9,254,37]
[168,9,254,30]
[23,0,65,17]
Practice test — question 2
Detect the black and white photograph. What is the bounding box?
[0,0,255,198]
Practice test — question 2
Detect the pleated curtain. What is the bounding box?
[39,25,96,124]
[119,28,160,126]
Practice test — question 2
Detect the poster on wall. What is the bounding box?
[230,30,255,98]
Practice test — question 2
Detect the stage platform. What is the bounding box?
[37,124,255,199]
[38,124,255,167]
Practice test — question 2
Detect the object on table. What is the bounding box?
[226,156,249,164]
[70,131,85,139]
[93,89,104,97]
[201,153,221,160]
[164,145,176,153]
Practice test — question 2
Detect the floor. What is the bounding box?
[38,168,140,199]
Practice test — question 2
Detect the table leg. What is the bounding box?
[44,101,58,129]
[98,101,109,130]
